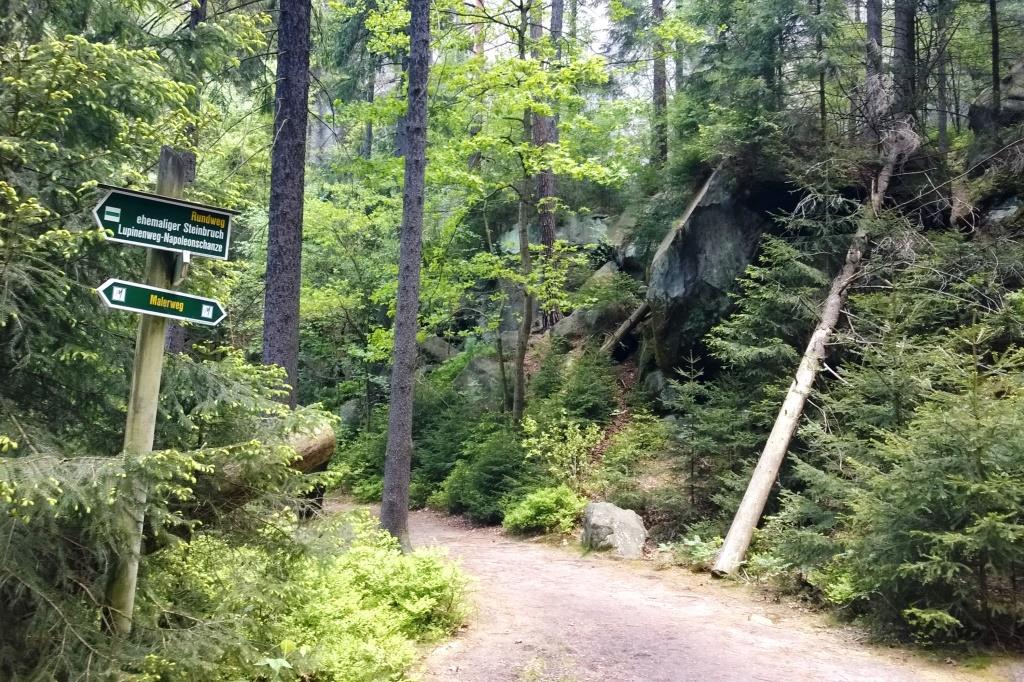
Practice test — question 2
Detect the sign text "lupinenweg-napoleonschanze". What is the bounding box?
[93,188,232,260]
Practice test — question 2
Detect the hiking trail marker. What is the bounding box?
[93,186,233,260]
[97,278,226,326]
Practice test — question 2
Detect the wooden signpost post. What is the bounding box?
[100,147,233,636]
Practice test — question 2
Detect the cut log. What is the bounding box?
[290,420,337,472]
[214,418,336,494]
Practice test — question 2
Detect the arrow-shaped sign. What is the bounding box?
[93,186,233,260]
[97,278,226,326]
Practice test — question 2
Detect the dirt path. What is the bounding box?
[408,510,1010,682]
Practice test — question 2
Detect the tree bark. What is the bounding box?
[380,0,430,551]
[711,229,866,576]
[511,184,534,424]
[511,6,537,423]
[816,0,827,139]
[263,0,312,408]
[361,62,377,159]
[651,0,668,166]
[892,0,916,119]
[865,0,882,81]
[166,0,209,354]
[600,301,650,355]
[935,0,952,158]
[674,0,686,93]
[988,0,1001,134]
[535,0,563,252]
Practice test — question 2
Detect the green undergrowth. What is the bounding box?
[144,511,466,681]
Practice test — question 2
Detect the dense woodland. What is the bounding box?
[2,0,1024,677]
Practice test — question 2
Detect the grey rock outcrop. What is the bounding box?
[420,335,457,362]
[646,174,771,372]
[581,502,647,559]
[453,356,504,401]
[969,60,1024,133]
[552,262,632,340]
[338,398,363,429]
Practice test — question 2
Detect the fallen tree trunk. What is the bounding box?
[290,420,337,472]
[711,224,867,576]
[602,169,717,357]
[600,301,650,354]
[711,125,914,576]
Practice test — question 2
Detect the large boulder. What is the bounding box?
[581,502,647,559]
[453,356,504,402]
[552,262,632,340]
[646,174,774,372]
[420,335,457,362]
[969,59,1024,134]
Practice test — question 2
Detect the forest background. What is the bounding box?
[2,0,1024,677]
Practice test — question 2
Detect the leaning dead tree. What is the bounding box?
[712,121,919,576]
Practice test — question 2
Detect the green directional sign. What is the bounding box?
[93,186,233,260]
[97,278,226,326]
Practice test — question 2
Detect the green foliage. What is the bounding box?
[761,233,1024,644]
[660,534,723,572]
[0,403,332,679]
[430,423,536,524]
[502,485,586,535]
[142,512,465,681]
[522,415,604,493]
[541,349,618,424]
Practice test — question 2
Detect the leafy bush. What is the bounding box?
[559,350,618,423]
[502,485,586,534]
[529,347,618,428]
[522,414,603,493]
[143,512,466,680]
[329,427,387,499]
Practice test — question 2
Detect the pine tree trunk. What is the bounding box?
[511,8,538,422]
[535,0,562,252]
[816,0,826,139]
[989,0,1001,134]
[651,0,668,166]
[936,2,950,157]
[380,0,430,551]
[361,63,377,159]
[865,0,882,80]
[511,185,534,424]
[263,0,312,408]
[674,0,686,93]
[166,0,209,354]
[892,0,916,118]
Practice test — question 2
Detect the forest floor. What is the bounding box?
[387,508,1021,682]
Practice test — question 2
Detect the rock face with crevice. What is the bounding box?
[646,174,774,372]
[581,502,647,559]
[969,59,1024,133]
